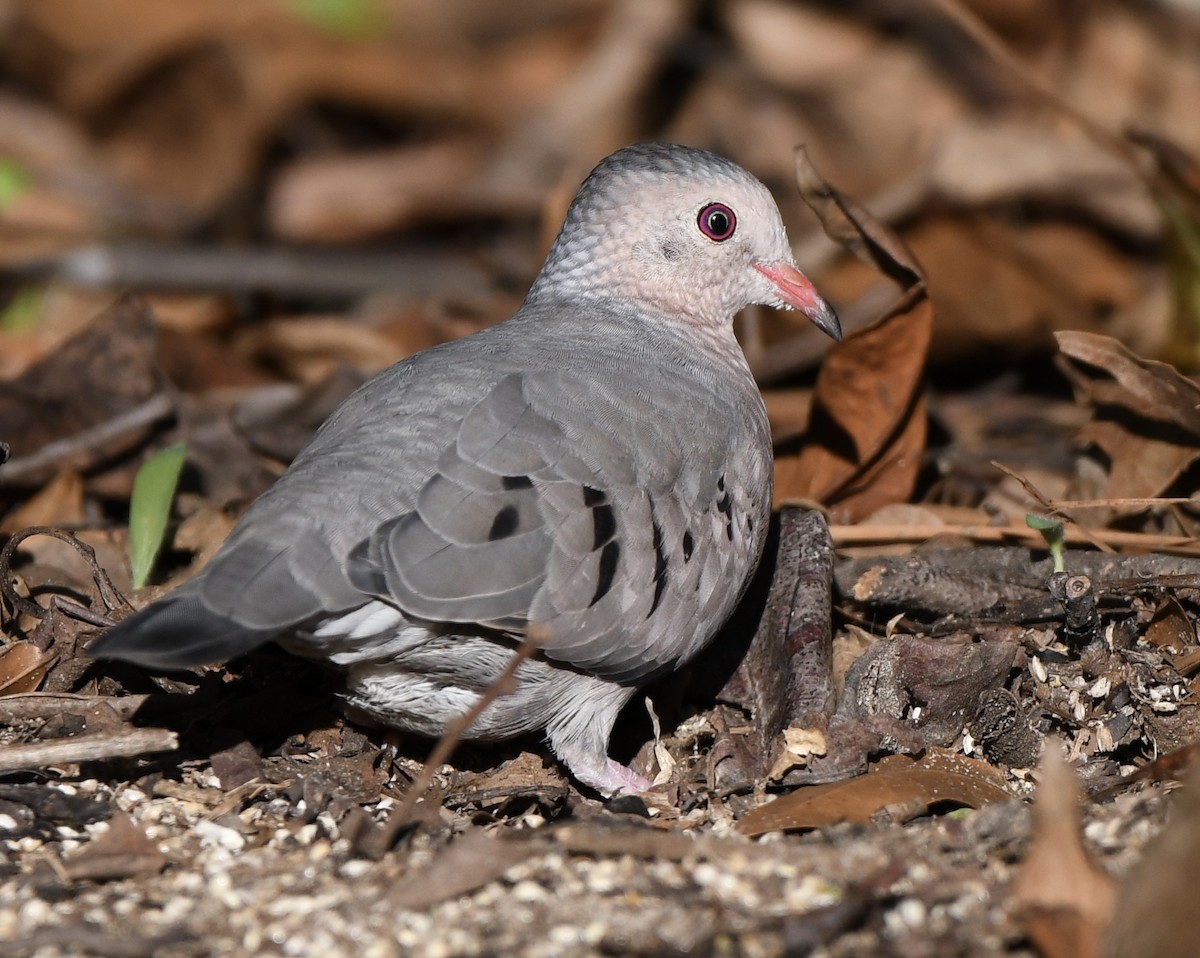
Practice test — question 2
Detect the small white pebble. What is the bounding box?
[692,862,720,887]
[1088,677,1111,699]
[117,787,147,808]
[550,925,581,946]
[885,897,927,934]
[293,823,319,846]
[581,922,606,945]
[194,820,246,852]
[0,814,18,831]
[511,880,547,903]
[1030,656,1048,683]
[19,898,52,925]
[339,859,372,879]
[160,896,193,924]
[421,940,451,958]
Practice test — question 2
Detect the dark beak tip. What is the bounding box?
[815,304,843,343]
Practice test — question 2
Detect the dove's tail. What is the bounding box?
[89,596,275,670]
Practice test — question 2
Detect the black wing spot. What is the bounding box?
[590,541,620,606]
[649,517,668,617]
[488,505,520,540]
[717,474,726,492]
[582,485,607,506]
[346,538,387,595]
[717,491,736,541]
[747,516,754,533]
[682,530,694,562]
[592,502,616,548]
[502,474,533,489]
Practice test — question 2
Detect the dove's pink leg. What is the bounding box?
[573,759,653,797]
[547,679,651,796]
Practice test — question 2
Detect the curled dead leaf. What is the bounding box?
[737,748,1010,837]
[1013,744,1114,958]
[0,642,53,695]
[778,152,931,519]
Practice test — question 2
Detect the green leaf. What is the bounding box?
[1026,513,1065,573]
[0,157,32,212]
[282,0,386,39]
[129,443,188,589]
[0,287,43,332]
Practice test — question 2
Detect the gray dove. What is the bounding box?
[90,143,841,795]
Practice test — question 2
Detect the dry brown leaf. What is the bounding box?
[1012,745,1115,958]
[725,1,878,90]
[1077,419,1199,502]
[0,470,85,533]
[268,140,487,243]
[385,830,533,910]
[824,389,928,521]
[761,387,813,444]
[0,297,167,488]
[1057,332,1200,500]
[235,316,412,384]
[0,642,52,695]
[60,812,167,883]
[778,297,931,519]
[1093,742,1199,800]
[775,148,930,518]
[1057,331,1200,435]
[735,748,1010,837]
[929,118,1156,237]
[1145,596,1197,651]
[1107,766,1200,958]
[794,146,924,288]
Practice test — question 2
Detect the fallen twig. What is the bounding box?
[824,521,1200,556]
[0,392,174,487]
[0,691,151,722]
[358,629,546,859]
[0,728,178,772]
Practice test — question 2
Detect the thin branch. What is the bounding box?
[0,727,177,772]
[0,691,150,722]
[822,520,1200,556]
[359,628,546,860]
[0,392,174,486]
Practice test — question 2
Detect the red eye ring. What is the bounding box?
[697,202,736,242]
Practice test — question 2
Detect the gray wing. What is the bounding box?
[346,369,761,683]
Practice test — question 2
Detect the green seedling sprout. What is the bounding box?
[1026,513,1066,573]
[129,443,187,589]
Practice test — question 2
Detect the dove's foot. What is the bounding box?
[567,756,652,797]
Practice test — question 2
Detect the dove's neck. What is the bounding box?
[522,286,753,382]
[529,268,739,337]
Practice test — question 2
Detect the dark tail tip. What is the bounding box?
[89,596,274,670]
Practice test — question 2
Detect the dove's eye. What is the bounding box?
[697,203,736,242]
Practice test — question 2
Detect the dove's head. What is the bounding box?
[529,143,840,340]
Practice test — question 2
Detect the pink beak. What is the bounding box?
[754,262,842,341]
